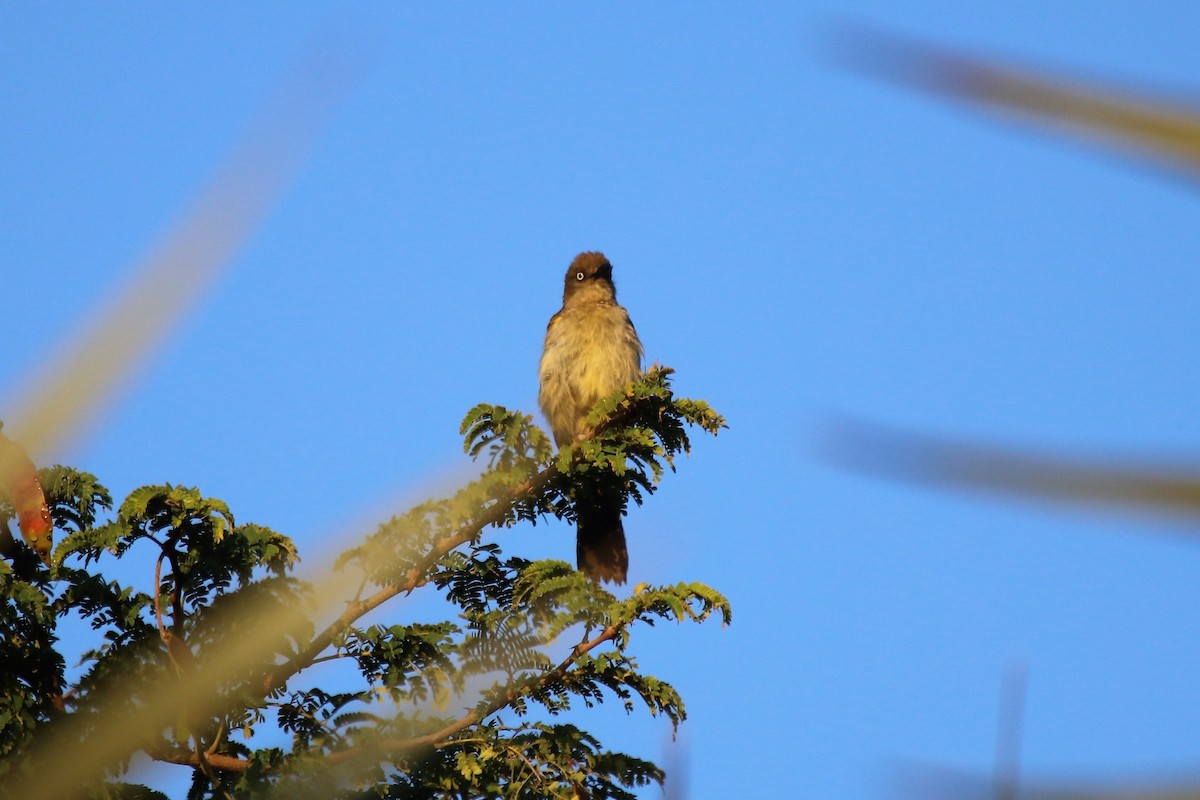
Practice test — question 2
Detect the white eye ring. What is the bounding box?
[576,272,585,281]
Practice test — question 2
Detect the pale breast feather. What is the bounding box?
[538,303,642,445]
[566,305,641,411]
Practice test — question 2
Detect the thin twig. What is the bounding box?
[154,549,169,644]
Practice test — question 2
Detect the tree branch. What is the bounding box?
[324,623,620,766]
[151,749,254,772]
[398,624,618,750]
[155,624,620,775]
[262,462,559,696]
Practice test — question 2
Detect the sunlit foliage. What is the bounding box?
[0,367,727,799]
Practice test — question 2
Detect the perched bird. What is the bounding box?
[539,251,643,584]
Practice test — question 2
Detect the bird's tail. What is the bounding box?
[576,496,629,585]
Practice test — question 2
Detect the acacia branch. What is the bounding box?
[406,624,617,749]
[261,462,559,696]
[152,749,254,772]
[157,624,620,774]
[325,623,620,765]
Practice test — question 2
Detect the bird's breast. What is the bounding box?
[539,302,642,443]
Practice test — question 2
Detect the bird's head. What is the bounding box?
[562,251,617,304]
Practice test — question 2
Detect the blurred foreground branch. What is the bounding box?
[835,23,1200,180]
[826,419,1200,523]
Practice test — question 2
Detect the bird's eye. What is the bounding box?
[576,272,585,281]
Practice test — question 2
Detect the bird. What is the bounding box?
[539,251,643,584]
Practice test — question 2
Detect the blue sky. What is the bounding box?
[5,3,1200,797]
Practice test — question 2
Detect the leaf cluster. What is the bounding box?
[0,367,727,799]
